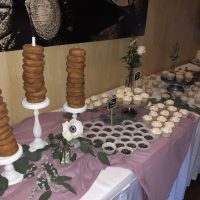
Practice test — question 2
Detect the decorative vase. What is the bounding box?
[125,67,141,89]
[170,61,176,73]
[60,146,71,165]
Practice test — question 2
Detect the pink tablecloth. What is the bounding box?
[1,110,196,200]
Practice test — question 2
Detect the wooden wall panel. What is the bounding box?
[0,0,200,124]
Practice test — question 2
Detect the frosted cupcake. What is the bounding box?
[149,111,158,120]
[160,110,170,118]
[91,95,98,102]
[151,121,162,129]
[167,73,175,81]
[161,71,169,79]
[179,109,189,118]
[85,98,91,105]
[116,88,124,94]
[161,126,172,137]
[94,100,102,108]
[165,100,174,106]
[180,96,188,104]
[133,95,142,105]
[102,97,108,105]
[133,87,143,95]
[165,121,175,129]
[170,116,180,125]
[143,115,153,126]
[123,96,132,105]
[168,106,178,115]
[151,128,162,138]
[149,105,159,112]
[141,92,149,103]
[176,74,184,83]
[157,103,165,110]
[116,92,124,103]
[101,93,109,99]
[157,116,167,124]
[161,93,170,99]
[124,87,132,93]
[125,91,133,97]
[173,111,183,118]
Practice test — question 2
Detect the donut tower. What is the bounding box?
[0,89,18,157]
[66,48,86,108]
[22,44,47,103]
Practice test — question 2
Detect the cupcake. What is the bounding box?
[185,72,193,82]
[161,126,172,137]
[161,93,170,99]
[94,100,102,108]
[179,109,189,118]
[133,87,143,95]
[101,93,109,99]
[133,95,142,105]
[165,99,174,106]
[174,91,183,98]
[123,96,132,105]
[151,121,162,128]
[180,95,188,104]
[141,92,149,103]
[142,115,153,125]
[102,97,108,105]
[157,116,167,124]
[151,128,162,138]
[124,87,132,93]
[116,88,124,94]
[160,110,170,118]
[157,103,165,110]
[91,95,98,102]
[173,111,183,118]
[168,106,178,114]
[116,92,124,103]
[170,116,180,125]
[125,91,134,97]
[85,98,91,105]
[164,121,175,129]
[149,111,158,120]
[149,105,159,112]
[176,74,184,83]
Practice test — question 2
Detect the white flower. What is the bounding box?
[62,119,83,141]
[137,46,146,55]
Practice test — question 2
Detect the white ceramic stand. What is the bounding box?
[63,103,87,119]
[22,98,50,152]
[0,144,23,185]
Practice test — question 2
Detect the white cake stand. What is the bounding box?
[63,103,87,119]
[22,98,50,152]
[0,144,23,185]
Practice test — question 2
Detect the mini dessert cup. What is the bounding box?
[142,115,153,126]
[92,136,104,146]
[98,131,109,138]
[132,136,144,143]
[90,126,102,133]
[145,88,154,96]
[133,122,146,129]
[118,146,133,156]
[113,125,125,132]
[152,80,160,87]
[132,130,144,137]
[137,141,150,151]
[105,136,116,143]
[191,86,199,93]
[194,81,200,87]
[83,121,94,130]
[123,96,132,105]
[122,120,134,126]
[141,92,149,103]
[125,141,138,150]
[122,130,133,137]
[133,95,142,105]
[151,128,162,138]
[119,136,132,143]
[195,95,200,104]
[187,91,195,98]
[125,125,136,132]
[87,103,94,109]
[101,97,108,106]
[116,92,124,103]
[161,71,169,79]
[124,87,132,93]
[174,91,183,98]
[85,132,97,139]
[85,98,91,105]
[133,87,143,95]
[167,73,175,81]
[93,100,102,108]
[179,109,189,118]
[114,140,126,149]
[102,126,113,133]
[90,95,98,102]
[160,88,168,95]
[93,121,105,127]
[101,93,109,99]
[102,142,116,155]
[143,133,156,143]
[176,74,184,83]
[111,131,121,139]
[180,96,189,104]
[138,127,151,134]
[161,93,170,100]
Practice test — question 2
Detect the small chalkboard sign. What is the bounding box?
[133,71,141,81]
[107,95,117,110]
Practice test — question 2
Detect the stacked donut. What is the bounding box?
[0,89,18,157]
[22,44,47,103]
[66,48,86,108]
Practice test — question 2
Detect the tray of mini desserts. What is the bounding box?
[160,68,196,86]
[83,120,155,157]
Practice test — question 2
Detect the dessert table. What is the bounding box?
[0,105,198,200]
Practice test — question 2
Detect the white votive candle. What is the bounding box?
[32,37,36,46]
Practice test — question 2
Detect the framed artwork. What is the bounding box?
[0,0,148,51]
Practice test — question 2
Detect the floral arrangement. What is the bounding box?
[121,39,146,68]
[169,42,180,72]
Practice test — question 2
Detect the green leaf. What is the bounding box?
[63,183,76,194]
[53,176,72,184]
[79,142,95,156]
[22,144,29,153]
[0,176,8,196]
[39,190,52,200]
[99,114,110,123]
[63,113,72,120]
[70,153,77,162]
[25,150,42,161]
[87,108,99,112]
[97,152,110,166]
[14,157,29,174]
[53,150,61,159]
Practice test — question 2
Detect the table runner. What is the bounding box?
[1,109,195,200]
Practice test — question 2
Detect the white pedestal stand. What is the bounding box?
[0,144,23,185]
[22,98,50,152]
[63,103,87,119]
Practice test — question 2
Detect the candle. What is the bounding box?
[32,37,36,46]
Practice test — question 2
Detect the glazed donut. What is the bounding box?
[0,89,1,95]
[0,135,15,146]
[68,73,85,79]
[22,65,44,73]
[0,116,9,128]
[67,55,85,63]
[26,96,46,103]
[0,102,7,112]
[0,140,18,157]
[67,86,84,93]
[22,52,44,61]
[69,48,86,57]
[25,87,47,97]
[23,85,44,93]
[0,109,8,120]
[23,75,44,84]
[0,96,3,104]
[67,82,84,88]
[67,77,84,84]
[0,125,11,136]
[67,91,85,97]
[23,44,44,55]
[66,61,85,69]
[23,71,44,79]
[67,67,84,74]
[23,59,45,67]
[68,102,85,108]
